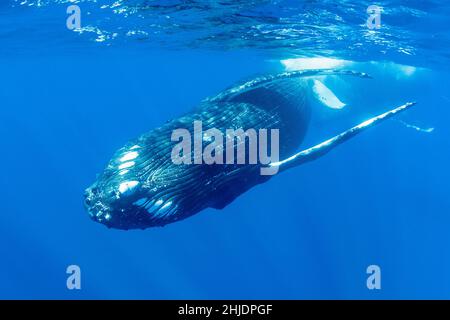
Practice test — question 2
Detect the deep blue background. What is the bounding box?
[1,1,450,299]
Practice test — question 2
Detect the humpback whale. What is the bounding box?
[84,69,415,230]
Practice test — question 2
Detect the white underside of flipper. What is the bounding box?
[270,102,416,173]
[312,79,346,109]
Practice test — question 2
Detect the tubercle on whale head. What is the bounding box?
[84,183,117,228]
[84,168,184,230]
[83,180,157,230]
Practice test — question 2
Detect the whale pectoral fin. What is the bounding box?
[312,79,346,109]
[271,102,416,173]
[210,173,271,210]
[211,194,236,210]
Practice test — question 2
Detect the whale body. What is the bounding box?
[84,70,415,230]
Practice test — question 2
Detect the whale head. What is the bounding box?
[83,141,188,230]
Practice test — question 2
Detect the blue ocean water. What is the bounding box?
[0,0,449,299]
